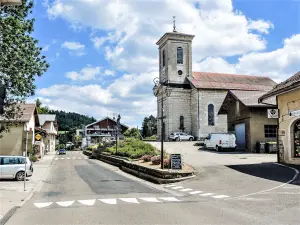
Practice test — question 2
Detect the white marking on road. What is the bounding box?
[119,198,140,204]
[230,163,300,200]
[189,191,202,195]
[56,201,75,207]
[77,157,82,159]
[67,157,70,159]
[139,197,161,203]
[159,197,181,202]
[165,184,176,188]
[212,195,230,199]
[200,193,214,196]
[99,198,117,204]
[54,158,59,160]
[60,158,65,160]
[180,188,193,192]
[34,202,53,208]
[78,199,96,206]
[171,186,184,190]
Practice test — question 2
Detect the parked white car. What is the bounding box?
[204,133,236,151]
[169,132,194,141]
[0,156,33,181]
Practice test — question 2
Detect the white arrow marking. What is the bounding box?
[34,202,53,208]
[159,197,181,202]
[180,188,193,192]
[212,195,230,199]
[201,193,214,196]
[171,186,183,190]
[139,197,161,203]
[56,201,74,207]
[189,191,202,195]
[165,184,176,188]
[78,199,96,206]
[99,199,117,204]
[119,198,139,204]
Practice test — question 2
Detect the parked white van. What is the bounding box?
[204,133,236,151]
[0,156,33,181]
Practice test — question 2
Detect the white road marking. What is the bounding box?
[189,191,202,195]
[78,199,96,206]
[99,198,117,204]
[165,184,176,188]
[54,158,59,160]
[56,201,75,207]
[119,198,140,204]
[67,157,70,159]
[60,158,65,160]
[159,197,181,202]
[180,188,193,192]
[171,186,184,190]
[200,193,214,196]
[77,157,82,159]
[34,202,53,208]
[139,197,161,203]
[212,195,230,199]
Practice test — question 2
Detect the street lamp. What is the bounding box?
[0,0,22,6]
[153,77,172,169]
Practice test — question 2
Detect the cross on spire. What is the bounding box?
[173,16,177,32]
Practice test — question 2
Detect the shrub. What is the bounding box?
[151,156,161,165]
[30,155,38,162]
[141,154,152,162]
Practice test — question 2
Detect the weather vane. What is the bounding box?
[173,16,177,32]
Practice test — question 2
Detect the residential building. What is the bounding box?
[218,90,277,152]
[38,114,58,153]
[259,71,300,165]
[153,30,277,143]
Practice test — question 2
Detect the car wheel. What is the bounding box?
[16,171,25,181]
[189,137,193,141]
[217,146,222,152]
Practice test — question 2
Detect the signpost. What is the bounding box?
[170,154,182,170]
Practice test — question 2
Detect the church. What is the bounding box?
[153,29,277,143]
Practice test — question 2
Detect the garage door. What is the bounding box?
[235,123,246,150]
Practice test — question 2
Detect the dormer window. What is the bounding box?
[177,47,183,64]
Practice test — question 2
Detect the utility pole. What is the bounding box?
[24,125,28,191]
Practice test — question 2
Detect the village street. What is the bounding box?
[3,149,300,225]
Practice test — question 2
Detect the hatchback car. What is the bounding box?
[58,149,67,155]
[169,132,194,141]
[0,156,33,181]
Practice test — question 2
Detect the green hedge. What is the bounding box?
[106,138,158,159]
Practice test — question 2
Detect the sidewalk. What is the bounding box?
[0,152,55,221]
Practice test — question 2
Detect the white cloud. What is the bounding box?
[248,19,274,34]
[104,70,115,76]
[61,41,85,56]
[42,45,50,52]
[65,66,101,81]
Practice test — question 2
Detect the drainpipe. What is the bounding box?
[197,90,200,140]
[276,96,280,163]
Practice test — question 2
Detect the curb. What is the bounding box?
[0,206,20,225]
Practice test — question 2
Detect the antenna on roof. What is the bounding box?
[173,16,177,32]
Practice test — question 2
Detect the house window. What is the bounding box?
[264,125,277,138]
[208,104,215,126]
[162,50,165,67]
[180,116,184,130]
[177,47,183,64]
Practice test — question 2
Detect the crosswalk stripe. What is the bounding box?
[56,201,74,207]
[139,197,161,203]
[34,202,53,208]
[54,158,59,160]
[212,195,230,199]
[180,188,193,192]
[165,184,176,188]
[99,199,117,204]
[189,191,202,194]
[67,157,70,159]
[78,199,96,206]
[159,197,181,202]
[119,198,139,204]
[171,186,184,190]
[60,158,65,160]
[201,193,214,196]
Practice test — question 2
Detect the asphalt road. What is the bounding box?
[5,151,300,225]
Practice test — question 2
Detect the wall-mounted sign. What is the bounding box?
[171,154,182,170]
[268,109,279,118]
[289,110,300,117]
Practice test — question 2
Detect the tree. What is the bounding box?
[35,98,49,114]
[0,0,50,121]
[124,128,141,139]
[142,115,157,137]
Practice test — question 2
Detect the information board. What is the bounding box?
[171,154,182,170]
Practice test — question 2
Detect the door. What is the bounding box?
[180,133,188,140]
[1,157,18,178]
[235,123,246,150]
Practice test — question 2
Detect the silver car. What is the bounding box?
[0,156,33,181]
[169,132,194,141]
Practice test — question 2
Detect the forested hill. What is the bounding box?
[48,110,96,131]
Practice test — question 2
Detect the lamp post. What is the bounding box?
[24,123,29,191]
[153,77,172,169]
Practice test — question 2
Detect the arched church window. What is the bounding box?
[177,47,183,64]
[162,50,165,67]
[294,120,300,157]
[180,116,184,130]
[208,104,215,126]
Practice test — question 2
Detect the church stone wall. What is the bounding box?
[198,89,228,138]
[191,88,199,139]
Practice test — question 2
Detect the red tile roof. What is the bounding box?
[188,72,276,91]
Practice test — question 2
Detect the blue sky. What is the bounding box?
[29,0,300,127]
